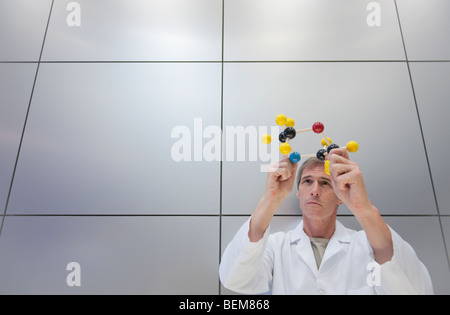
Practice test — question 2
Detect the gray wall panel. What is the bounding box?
[0,63,37,213]
[397,0,450,60]
[410,62,450,215]
[224,0,404,61]
[0,216,219,294]
[7,63,221,214]
[442,217,450,281]
[42,0,222,61]
[0,0,52,61]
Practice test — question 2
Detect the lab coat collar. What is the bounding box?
[288,219,351,244]
[289,219,352,273]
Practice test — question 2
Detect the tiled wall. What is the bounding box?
[0,0,449,294]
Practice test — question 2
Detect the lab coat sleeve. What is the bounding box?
[375,227,434,295]
[219,218,274,294]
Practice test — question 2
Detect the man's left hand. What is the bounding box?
[327,148,372,214]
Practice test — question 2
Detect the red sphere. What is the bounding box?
[312,122,324,134]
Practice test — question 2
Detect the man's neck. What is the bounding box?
[302,215,336,239]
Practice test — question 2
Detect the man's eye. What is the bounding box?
[321,181,330,186]
[303,179,311,184]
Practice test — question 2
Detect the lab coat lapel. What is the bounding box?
[321,220,351,267]
[292,221,318,275]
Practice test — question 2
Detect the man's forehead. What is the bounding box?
[301,163,330,180]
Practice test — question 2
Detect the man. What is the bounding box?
[219,148,433,294]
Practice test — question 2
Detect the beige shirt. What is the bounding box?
[310,237,330,269]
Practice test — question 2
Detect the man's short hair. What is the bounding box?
[296,157,325,189]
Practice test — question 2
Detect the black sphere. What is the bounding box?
[283,127,296,140]
[327,143,340,154]
[316,149,327,161]
[279,132,287,143]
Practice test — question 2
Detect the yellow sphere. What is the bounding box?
[261,134,272,144]
[279,143,291,155]
[321,137,332,146]
[285,118,295,127]
[346,140,359,153]
[276,114,287,126]
[324,160,330,175]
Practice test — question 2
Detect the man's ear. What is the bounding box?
[337,199,343,205]
[296,187,300,199]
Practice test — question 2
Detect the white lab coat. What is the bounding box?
[219,218,433,295]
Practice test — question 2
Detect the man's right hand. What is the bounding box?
[249,156,298,242]
[264,155,299,204]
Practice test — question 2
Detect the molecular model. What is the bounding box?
[261,114,359,175]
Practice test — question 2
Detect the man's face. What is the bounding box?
[296,163,343,220]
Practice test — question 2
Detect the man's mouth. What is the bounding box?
[307,201,321,206]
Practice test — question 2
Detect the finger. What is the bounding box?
[292,161,299,175]
[328,147,350,160]
[330,162,355,177]
[279,155,291,164]
[280,160,298,181]
[278,168,291,181]
[288,161,299,181]
[334,171,360,191]
[329,152,356,166]
[267,156,288,172]
[269,159,295,181]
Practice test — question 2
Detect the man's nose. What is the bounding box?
[310,182,320,196]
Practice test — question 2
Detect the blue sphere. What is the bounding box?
[289,152,301,164]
